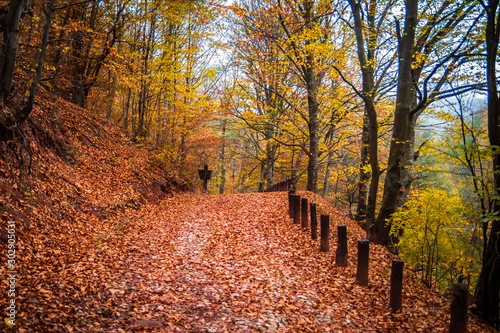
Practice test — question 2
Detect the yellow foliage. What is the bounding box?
[389,188,481,292]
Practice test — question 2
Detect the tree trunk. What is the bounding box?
[372,0,418,245]
[306,91,320,193]
[304,1,320,194]
[265,139,275,189]
[123,87,131,134]
[474,0,500,328]
[348,0,381,230]
[390,1,481,213]
[293,149,304,181]
[258,160,266,192]
[0,0,24,103]
[398,115,418,206]
[365,100,380,230]
[72,0,97,106]
[275,0,323,193]
[219,119,226,194]
[136,16,154,139]
[18,0,55,123]
[177,116,187,170]
[333,174,340,207]
[322,150,333,198]
[106,71,116,119]
[356,112,370,222]
[136,81,148,138]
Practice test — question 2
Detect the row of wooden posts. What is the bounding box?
[265,178,295,193]
[287,190,469,333]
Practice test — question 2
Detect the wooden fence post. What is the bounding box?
[288,190,295,218]
[336,225,348,267]
[310,203,317,240]
[449,283,468,333]
[293,195,301,224]
[320,215,329,252]
[390,259,404,311]
[356,239,369,286]
[301,197,308,229]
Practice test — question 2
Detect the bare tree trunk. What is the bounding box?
[277,0,322,193]
[106,71,116,120]
[398,116,418,206]
[136,14,155,139]
[177,115,187,170]
[123,87,131,134]
[348,0,381,230]
[293,149,305,182]
[372,0,418,245]
[306,90,320,193]
[258,160,266,192]
[219,119,226,194]
[72,0,97,106]
[356,112,370,222]
[265,143,274,188]
[0,0,24,103]
[365,101,380,230]
[333,174,340,207]
[304,0,320,194]
[136,81,148,138]
[18,0,55,123]
[474,0,500,328]
[322,150,333,198]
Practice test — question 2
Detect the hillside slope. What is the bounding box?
[0,91,187,330]
[1,90,186,230]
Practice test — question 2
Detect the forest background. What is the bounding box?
[0,0,499,329]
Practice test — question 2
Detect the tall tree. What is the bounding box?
[0,0,24,104]
[371,0,419,244]
[347,0,396,228]
[371,0,484,245]
[475,0,500,328]
[18,0,56,123]
[232,0,343,193]
[275,0,325,193]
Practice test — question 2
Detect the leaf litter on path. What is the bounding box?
[5,192,493,332]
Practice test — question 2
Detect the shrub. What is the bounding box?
[389,188,481,293]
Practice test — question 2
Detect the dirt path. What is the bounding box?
[96,192,352,332]
[126,193,326,331]
[24,192,490,332]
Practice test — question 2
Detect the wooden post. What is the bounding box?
[449,283,468,333]
[301,197,308,229]
[310,203,317,240]
[336,225,348,267]
[320,215,329,252]
[293,195,301,224]
[288,190,295,218]
[390,259,404,311]
[356,239,369,286]
[291,194,298,221]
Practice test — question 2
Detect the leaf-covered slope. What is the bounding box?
[0,90,186,330]
[1,89,186,231]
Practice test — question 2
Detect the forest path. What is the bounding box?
[98,192,356,332]
[119,192,334,332]
[68,192,470,332]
